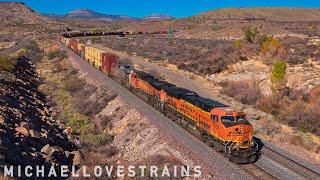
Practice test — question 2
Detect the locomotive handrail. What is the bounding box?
[253,139,259,152]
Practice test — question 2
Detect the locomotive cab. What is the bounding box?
[210,108,257,163]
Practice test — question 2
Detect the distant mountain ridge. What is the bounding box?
[44,9,136,21]
[44,9,174,21]
[144,14,174,20]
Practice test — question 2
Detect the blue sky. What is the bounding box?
[2,0,320,18]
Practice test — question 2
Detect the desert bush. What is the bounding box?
[258,119,282,137]
[63,76,86,93]
[233,39,244,49]
[38,83,55,95]
[271,60,287,92]
[221,79,262,105]
[288,135,304,146]
[260,37,284,54]
[257,88,320,135]
[74,99,97,116]
[98,145,119,158]
[80,131,113,146]
[51,60,66,73]
[74,85,115,116]
[279,100,320,135]
[67,114,91,134]
[48,50,67,60]
[23,40,43,63]
[0,56,15,72]
[99,35,245,74]
[243,26,258,43]
[255,93,282,114]
[258,34,273,45]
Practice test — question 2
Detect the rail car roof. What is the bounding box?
[149,80,175,90]
[181,94,228,112]
[134,70,156,83]
[164,86,197,99]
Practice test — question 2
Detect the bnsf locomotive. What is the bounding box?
[60,34,258,164]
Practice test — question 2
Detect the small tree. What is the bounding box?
[244,27,258,43]
[271,60,287,92]
[0,56,15,72]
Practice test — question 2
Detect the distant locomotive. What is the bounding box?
[60,34,258,164]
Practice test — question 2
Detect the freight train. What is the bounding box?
[59,34,258,164]
[62,30,169,39]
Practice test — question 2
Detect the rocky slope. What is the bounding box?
[0,2,66,34]
[0,2,54,26]
[0,56,80,178]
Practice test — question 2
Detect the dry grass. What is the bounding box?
[220,79,262,105]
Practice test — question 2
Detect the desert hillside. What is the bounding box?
[0,2,53,26]
[0,2,66,34]
[117,8,320,39]
[193,8,320,21]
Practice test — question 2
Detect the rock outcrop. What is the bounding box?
[0,56,80,178]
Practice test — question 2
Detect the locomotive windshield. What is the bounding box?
[221,116,235,122]
[221,116,246,122]
[221,115,249,127]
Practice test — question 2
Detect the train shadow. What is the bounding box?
[253,136,264,163]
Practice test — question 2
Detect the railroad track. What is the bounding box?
[132,87,278,179]
[107,63,320,180]
[261,146,320,180]
[241,163,277,180]
[63,42,319,179]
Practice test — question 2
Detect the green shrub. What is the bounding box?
[271,60,287,91]
[80,132,112,146]
[244,27,258,43]
[259,34,273,45]
[272,60,287,80]
[0,56,15,72]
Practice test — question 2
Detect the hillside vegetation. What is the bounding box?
[193,8,320,21]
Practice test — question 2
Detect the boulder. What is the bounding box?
[20,122,34,130]
[29,130,41,138]
[42,154,53,162]
[71,151,82,166]
[0,115,4,124]
[41,144,52,155]
[51,146,63,152]
[15,126,30,137]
